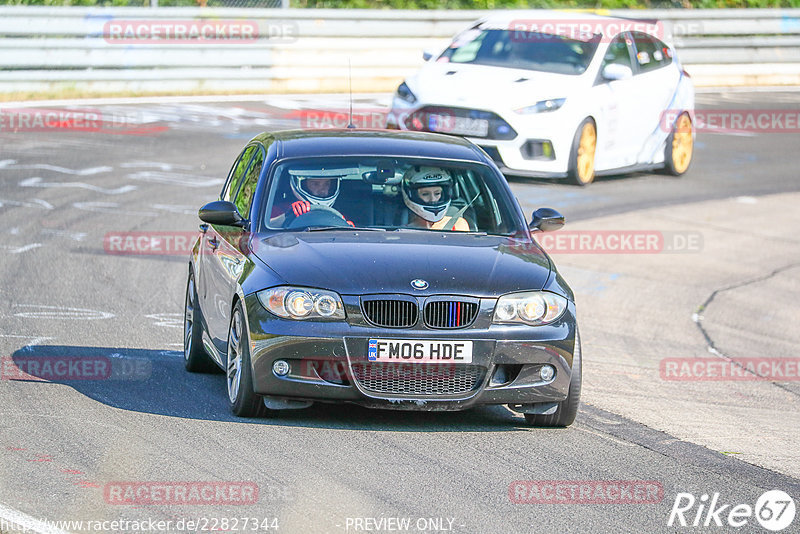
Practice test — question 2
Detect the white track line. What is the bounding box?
[0,89,796,107]
[0,502,72,534]
[695,86,800,94]
[0,93,388,108]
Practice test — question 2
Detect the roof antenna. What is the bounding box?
[347,58,356,129]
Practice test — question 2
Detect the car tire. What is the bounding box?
[184,270,217,373]
[566,119,597,186]
[662,111,693,176]
[524,330,582,427]
[227,301,268,418]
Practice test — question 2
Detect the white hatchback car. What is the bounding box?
[387,11,695,185]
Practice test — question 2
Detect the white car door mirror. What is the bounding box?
[602,63,633,81]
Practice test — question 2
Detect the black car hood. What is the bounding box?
[252,231,551,297]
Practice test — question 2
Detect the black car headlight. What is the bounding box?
[257,287,346,321]
[493,291,567,326]
[395,82,417,104]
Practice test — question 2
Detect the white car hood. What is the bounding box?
[408,62,587,111]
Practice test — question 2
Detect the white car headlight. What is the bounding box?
[493,291,567,326]
[257,287,346,321]
[515,98,566,114]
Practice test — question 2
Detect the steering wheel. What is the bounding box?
[284,205,350,229]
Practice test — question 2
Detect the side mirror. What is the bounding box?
[602,63,633,81]
[422,50,434,61]
[199,200,245,227]
[529,208,565,232]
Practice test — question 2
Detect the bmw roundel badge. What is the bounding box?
[411,279,429,290]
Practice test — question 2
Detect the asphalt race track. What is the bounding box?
[0,90,799,534]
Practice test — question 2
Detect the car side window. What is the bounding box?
[631,32,672,73]
[233,146,264,219]
[601,34,633,71]
[452,168,510,234]
[223,146,257,203]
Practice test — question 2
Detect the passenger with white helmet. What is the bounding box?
[402,166,469,231]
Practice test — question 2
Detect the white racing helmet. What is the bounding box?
[289,169,343,208]
[401,166,453,222]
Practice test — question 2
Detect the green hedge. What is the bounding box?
[3,0,800,6]
[292,0,800,7]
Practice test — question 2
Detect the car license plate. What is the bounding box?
[368,339,473,363]
[427,114,489,137]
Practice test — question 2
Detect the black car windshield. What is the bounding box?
[263,157,521,235]
[439,28,600,75]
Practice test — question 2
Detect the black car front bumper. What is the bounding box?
[244,294,577,411]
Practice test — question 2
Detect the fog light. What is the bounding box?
[540,365,555,382]
[273,360,290,376]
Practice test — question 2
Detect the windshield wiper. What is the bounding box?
[305,226,385,232]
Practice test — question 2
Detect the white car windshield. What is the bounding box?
[263,157,521,235]
[439,29,600,75]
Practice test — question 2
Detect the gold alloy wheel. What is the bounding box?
[671,113,693,174]
[576,122,597,184]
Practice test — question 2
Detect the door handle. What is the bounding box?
[207,236,219,250]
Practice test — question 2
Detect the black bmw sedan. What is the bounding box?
[184,129,581,427]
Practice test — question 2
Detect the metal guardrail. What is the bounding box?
[1,7,800,95]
